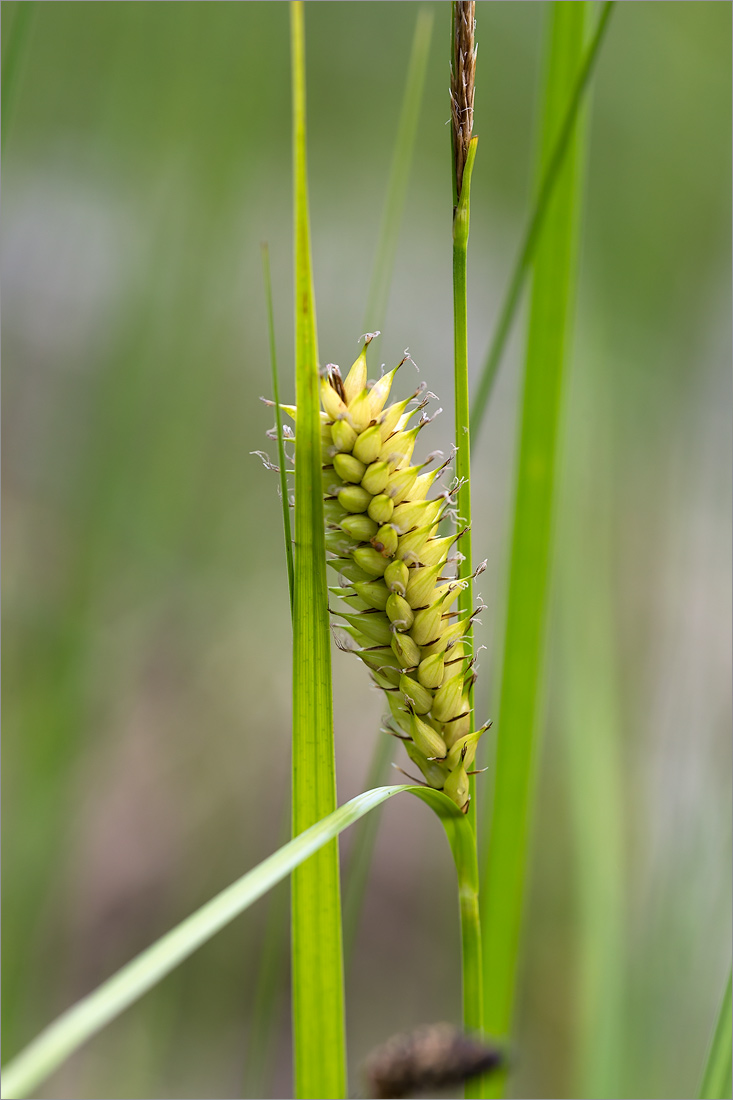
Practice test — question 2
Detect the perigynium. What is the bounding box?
[266,333,489,813]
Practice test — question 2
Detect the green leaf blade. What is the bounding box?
[469,2,615,442]
[480,4,590,1094]
[2,785,486,1100]
[700,971,733,1100]
[290,3,346,1098]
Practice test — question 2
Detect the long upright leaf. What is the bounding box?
[343,7,435,964]
[1,785,479,1100]
[363,6,434,339]
[480,5,589,1094]
[558,393,626,1097]
[469,1,614,443]
[290,4,345,1097]
[1,0,35,151]
[700,972,733,1100]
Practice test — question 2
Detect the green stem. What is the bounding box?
[479,6,589,1096]
[453,131,483,1100]
[460,835,484,1100]
[700,971,733,1100]
[453,136,478,830]
[290,4,345,1098]
[470,1,615,443]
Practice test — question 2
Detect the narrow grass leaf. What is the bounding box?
[342,6,435,962]
[470,1,615,442]
[700,971,733,1100]
[557,404,626,1097]
[363,6,434,339]
[2,785,481,1100]
[290,4,346,1097]
[479,5,589,1094]
[1,0,35,151]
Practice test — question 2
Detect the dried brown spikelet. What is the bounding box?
[451,0,477,200]
[363,1022,503,1099]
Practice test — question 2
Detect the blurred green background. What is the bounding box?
[2,2,730,1098]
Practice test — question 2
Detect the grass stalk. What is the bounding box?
[700,971,733,1100]
[453,134,478,834]
[1,784,479,1099]
[479,5,589,1094]
[450,15,484,1088]
[451,0,478,835]
[469,1,614,442]
[290,4,346,1097]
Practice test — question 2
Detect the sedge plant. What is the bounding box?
[14,7,720,1100]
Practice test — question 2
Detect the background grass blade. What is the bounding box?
[342,6,435,964]
[2,784,481,1100]
[479,5,589,1094]
[469,1,614,442]
[363,6,433,342]
[290,4,346,1097]
[700,972,733,1100]
[1,0,34,151]
[261,242,294,614]
[557,379,626,1098]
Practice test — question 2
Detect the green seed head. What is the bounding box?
[270,335,489,812]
